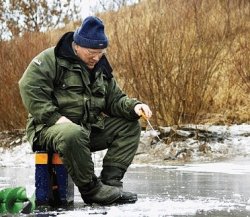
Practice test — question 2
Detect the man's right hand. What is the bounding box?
[55,116,72,124]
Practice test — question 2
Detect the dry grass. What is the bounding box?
[0,33,51,129]
[0,0,249,130]
[0,22,80,130]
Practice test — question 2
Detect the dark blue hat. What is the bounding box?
[73,16,108,49]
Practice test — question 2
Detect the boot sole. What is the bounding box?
[84,193,121,206]
[114,195,138,204]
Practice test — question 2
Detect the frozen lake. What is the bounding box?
[1,157,250,216]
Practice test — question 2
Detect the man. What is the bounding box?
[19,16,152,205]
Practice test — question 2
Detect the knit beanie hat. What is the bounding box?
[73,16,108,49]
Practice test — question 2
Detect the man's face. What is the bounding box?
[75,45,106,69]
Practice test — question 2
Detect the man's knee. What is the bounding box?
[59,123,86,140]
[131,120,141,134]
[118,119,141,149]
[116,118,141,132]
[55,123,90,151]
[124,120,141,139]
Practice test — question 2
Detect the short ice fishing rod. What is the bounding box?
[140,110,162,142]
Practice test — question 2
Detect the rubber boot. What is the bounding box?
[79,178,121,205]
[116,191,138,204]
[100,166,138,204]
[100,166,125,189]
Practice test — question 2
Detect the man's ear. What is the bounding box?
[73,42,79,54]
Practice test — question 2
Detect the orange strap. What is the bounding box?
[52,153,63,165]
[35,153,63,165]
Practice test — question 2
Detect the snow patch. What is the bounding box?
[56,197,241,217]
[0,124,249,168]
[0,142,34,167]
[136,124,250,164]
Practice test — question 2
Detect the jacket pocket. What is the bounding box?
[59,73,84,92]
[54,73,85,121]
[54,73,85,107]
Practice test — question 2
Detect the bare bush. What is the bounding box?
[0,32,54,130]
[0,0,80,40]
[0,0,249,130]
[104,0,248,126]
[233,35,250,93]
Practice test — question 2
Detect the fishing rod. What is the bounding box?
[140,110,162,142]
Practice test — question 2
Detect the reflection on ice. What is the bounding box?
[175,160,250,175]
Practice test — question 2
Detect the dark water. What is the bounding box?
[1,158,250,217]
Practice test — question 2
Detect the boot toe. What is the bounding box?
[115,191,138,204]
[83,184,121,205]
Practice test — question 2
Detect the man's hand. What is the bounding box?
[55,116,73,124]
[134,103,152,119]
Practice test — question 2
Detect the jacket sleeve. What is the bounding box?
[105,78,141,120]
[19,49,61,126]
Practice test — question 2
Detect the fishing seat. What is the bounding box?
[35,152,74,206]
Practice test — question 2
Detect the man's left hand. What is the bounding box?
[134,104,152,119]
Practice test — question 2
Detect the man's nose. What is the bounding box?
[93,54,101,61]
